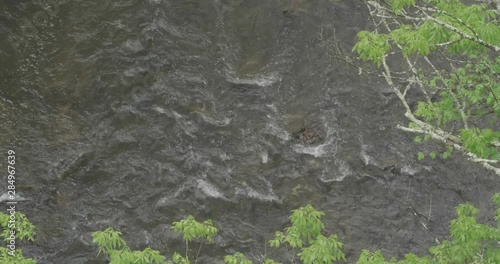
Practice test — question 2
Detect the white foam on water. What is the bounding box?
[124,39,144,53]
[156,187,185,207]
[292,144,329,158]
[319,159,352,183]
[199,115,231,126]
[203,160,213,167]
[225,72,281,87]
[190,105,231,127]
[358,135,377,166]
[150,17,183,38]
[153,106,167,114]
[236,182,279,202]
[158,183,186,203]
[265,123,291,141]
[123,66,147,77]
[336,160,353,181]
[261,152,268,164]
[197,179,224,198]
[401,165,419,175]
[219,152,232,161]
[170,110,198,137]
[263,103,291,141]
[156,196,168,205]
[171,109,183,119]
[238,189,279,202]
[0,192,27,203]
[360,146,375,165]
[266,103,278,113]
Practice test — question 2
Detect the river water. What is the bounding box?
[1,0,499,263]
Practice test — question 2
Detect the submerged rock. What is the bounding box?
[294,127,321,144]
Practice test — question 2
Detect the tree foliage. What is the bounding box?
[352,0,500,175]
[171,215,218,263]
[92,227,166,264]
[88,196,500,263]
[357,193,500,263]
[269,204,346,263]
[0,212,35,242]
[0,212,36,263]
[224,252,253,264]
[0,247,37,264]
[171,215,218,244]
[92,215,219,264]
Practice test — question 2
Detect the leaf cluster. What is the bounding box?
[270,204,325,248]
[92,227,166,264]
[171,252,190,264]
[354,0,500,63]
[0,212,35,242]
[356,193,500,263]
[269,204,346,263]
[223,252,280,264]
[0,212,37,263]
[353,0,500,168]
[224,252,254,264]
[461,128,500,159]
[171,215,218,243]
[0,247,37,264]
[298,234,345,264]
[88,196,500,263]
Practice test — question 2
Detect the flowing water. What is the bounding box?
[1,0,499,263]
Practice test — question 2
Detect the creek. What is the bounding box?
[1,0,499,263]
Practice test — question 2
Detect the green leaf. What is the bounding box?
[171,215,218,244]
[492,193,500,206]
[224,252,252,264]
[353,31,391,67]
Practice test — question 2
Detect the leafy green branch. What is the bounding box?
[171,215,218,263]
[269,204,346,263]
[353,0,500,175]
[0,212,36,263]
[357,193,500,263]
[92,227,166,264]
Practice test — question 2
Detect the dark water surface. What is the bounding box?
[1,0,499,263]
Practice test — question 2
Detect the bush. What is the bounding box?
[91,194,500,263]
[0,212,37,263]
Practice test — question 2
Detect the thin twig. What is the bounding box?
[195,242,203,264]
